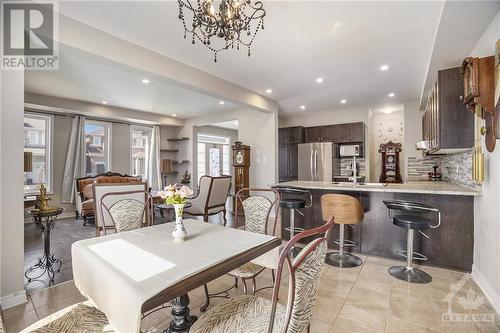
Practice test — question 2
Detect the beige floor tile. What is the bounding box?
[338,303,387,332]
[318,276,355,298]
[330,312,385,333]
[311,289,345,325]
[346,285,390,315]
[389,294,440,331]
[385,315,439,333]
[29,280,82,309]
[308,318,332,333]
[3,298,39,332]
[34,292,87,319]
[391,280,436,306]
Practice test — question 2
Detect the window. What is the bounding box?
[130,126,152,180]
[24,113,53,194]
[84,120,111,175]
[197,133,231,183]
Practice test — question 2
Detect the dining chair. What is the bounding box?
[184,175,232,223]
[93,182,151,236]
[200,188,280,312]
[190,218,334,333]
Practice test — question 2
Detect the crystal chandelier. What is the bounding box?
[177,0,266,62]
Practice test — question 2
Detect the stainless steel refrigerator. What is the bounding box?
[298,142,333,181]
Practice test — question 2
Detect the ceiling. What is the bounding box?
[25,45,239,119]
[35,1,498,118]
[210,120,239,131]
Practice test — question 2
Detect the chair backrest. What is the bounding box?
[321,194,364,225]
[93,182,150,234]
[235,188,280,235]
[268,219,334,333]
[199,175,231,211]
[273,187,313,208]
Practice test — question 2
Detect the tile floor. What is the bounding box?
[4,254,499,333]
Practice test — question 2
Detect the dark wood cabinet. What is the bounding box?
[306,122,364,143]
[422,67,474,153]
[279,127,304,181]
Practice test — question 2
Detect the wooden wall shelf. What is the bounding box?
[161,149,179,153]
[167,137,189,142]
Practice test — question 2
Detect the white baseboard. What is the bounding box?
[472,264,500,315]
[0,290,27,309]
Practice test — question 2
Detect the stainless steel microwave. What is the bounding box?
[339,144,360,157]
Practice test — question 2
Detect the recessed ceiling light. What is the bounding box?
[380,64,389,71]
[101,101,108,105]
[300,105,306,110]
[219,100,225,105]
[172,113,177,117]
[266,89,273,94]
[141,79,150,84]
[382,108,394,114]
[340,99,347,104]
[316,77,324,84]
[388,92,395,97]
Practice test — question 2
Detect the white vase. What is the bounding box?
[171,203,187,242]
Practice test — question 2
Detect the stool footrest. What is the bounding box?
[395,250,428,261]
[334,239,356,247]
[284,227,305,233]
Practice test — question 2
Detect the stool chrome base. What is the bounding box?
[388,266,432,284]
[326,252,362,268]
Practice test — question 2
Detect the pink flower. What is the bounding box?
[164,184,177,192]
[178,185,193,199]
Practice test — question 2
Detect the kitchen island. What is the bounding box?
[273,181,480,271]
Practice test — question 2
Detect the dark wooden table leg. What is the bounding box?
[165,294,197,333]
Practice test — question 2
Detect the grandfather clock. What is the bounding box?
[379,141,403,183]
[232,142,250,214]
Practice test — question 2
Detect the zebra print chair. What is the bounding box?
[201,188,280,312]
[191,218,334,333]
[97,184,153,235]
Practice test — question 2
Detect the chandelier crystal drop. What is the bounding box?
[177,0,266,62]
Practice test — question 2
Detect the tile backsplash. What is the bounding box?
[407,152,480,189]
[336,158,366,177]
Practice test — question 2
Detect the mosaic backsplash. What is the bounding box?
[407,152,480,189]
[336,158,366,177]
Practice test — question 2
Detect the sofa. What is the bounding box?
[75,172,142,225]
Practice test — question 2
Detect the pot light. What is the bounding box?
[101,101,108,105]
[300,105,306,110]
[388,92,395,97]
[172,114,177,117]
[382,108,394,114]
[340,99,347,104]
[266,89,273,94]
[141,79,150,84]
[380,64,389,71]
[316,77,324,84]
[219,100,225,105]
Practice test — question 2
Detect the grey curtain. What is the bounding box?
[147,125,161,191]
[61,116,85,203]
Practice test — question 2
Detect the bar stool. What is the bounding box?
[321,194,364,268]
[383,200,441,284]
[274,187,312,257]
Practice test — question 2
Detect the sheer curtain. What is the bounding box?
[147,125,161,191]
[61,116,85,203]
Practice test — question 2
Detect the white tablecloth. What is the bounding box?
[71,219,279,333]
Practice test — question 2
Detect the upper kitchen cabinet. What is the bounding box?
[336,122,365,143]
[420,67,474,154]
[279,126,304,146]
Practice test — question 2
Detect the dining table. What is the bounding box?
[71,219,281,333]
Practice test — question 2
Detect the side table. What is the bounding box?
[25,208,63,285]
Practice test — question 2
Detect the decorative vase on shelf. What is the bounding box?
[172,203,187,242]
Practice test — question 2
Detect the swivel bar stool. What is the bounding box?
[383,200,441,284]
[274,187,312,257]
[321,194,364,267]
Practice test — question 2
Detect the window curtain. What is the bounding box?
[61,116,85,203]
[147,125,161,190]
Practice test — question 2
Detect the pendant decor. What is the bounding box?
[177,0,266,62]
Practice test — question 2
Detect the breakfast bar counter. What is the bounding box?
[272,181,477,271]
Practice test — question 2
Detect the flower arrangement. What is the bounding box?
[159,184,193,205]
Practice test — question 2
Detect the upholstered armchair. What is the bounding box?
[183,175,232,223]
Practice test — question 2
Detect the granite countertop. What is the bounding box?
[273,181,481,196]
